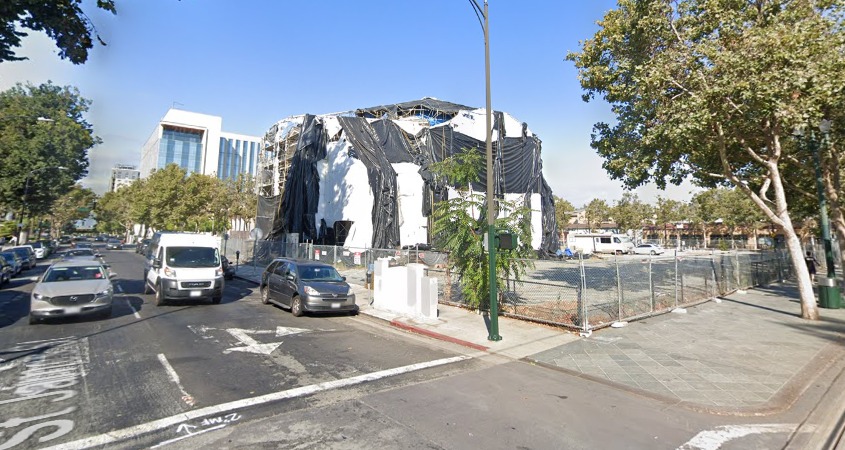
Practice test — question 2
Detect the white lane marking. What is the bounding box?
[156,354,196,407]
[125,298,141,319]
[149,424,226,448]
[677,424,803,450]
[42,355,470,450]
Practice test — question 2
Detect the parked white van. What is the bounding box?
[567,233,635,255]
[143,233,224,305]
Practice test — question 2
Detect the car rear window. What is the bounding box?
[44,266,105,282]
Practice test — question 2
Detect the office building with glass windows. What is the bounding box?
[110,164,140,192]
[139,108,264,181]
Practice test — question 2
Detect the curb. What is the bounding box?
[389,319,489,352]
[784,352,845,450]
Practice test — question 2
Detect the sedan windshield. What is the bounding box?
[300,266,343,282]
[166,247,220,268]
[44,266,105,282]
[65,249,95,257]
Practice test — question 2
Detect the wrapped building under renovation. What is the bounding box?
[257,98,559,253]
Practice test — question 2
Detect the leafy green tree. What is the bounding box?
[0,0,116,64]
[611,192,652,234]
[653,197,684,245]
[584,199,610,232]
[0,82,96,221]
[175,173,223,231]
[48,184,96,237]
[718,188,767,244]
[691,189,724,247]
[226,173,258,231]
[430,148,534,309]
[553,196,574,236]
[142,164,187,230]
[567,0,845,319]
[96,185,139,238]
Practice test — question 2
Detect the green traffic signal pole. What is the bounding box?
[813,121,840,307]
[482,0,501,341]
[470,0,500,340]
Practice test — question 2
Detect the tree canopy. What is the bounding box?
[0,0,116,64]
[0,82,96,218]
[567,0,845,319]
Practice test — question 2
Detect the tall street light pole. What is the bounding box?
[814,119,841,308]
[18,166,68,244]
[469,0,501,341]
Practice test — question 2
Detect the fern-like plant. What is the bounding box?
[429,148,534,309]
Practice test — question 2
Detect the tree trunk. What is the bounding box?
[784,223,819,320]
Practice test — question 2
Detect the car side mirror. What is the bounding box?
[341,276,347,281]
[286,274,295,281]
[108,272,118,279]
[152,259,162,269]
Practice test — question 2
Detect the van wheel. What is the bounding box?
[260,286,270,304]
[212,296,222,304]
[291,296,304,317]
[154,281,165,306]
[28,314,38,325]
[144,279,152,295]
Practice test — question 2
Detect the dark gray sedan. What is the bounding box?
[260,259,357,316]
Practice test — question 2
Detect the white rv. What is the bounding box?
[567,233,634,255]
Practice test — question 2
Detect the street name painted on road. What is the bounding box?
[0,337,89,450]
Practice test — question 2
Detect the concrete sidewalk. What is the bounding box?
[231,265,845,426]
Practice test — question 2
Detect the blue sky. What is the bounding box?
[0,0,696,206]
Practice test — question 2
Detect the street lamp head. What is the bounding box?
[819,119,832,133]
[36,117,54,123]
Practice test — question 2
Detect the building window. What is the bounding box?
[160,127,203,174]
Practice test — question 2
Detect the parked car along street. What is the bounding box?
[632,243,665,255]
[0,251,23,276]
[106,238,123,250]
[9,246,36,270]
[260,258,358,317]
[0,257,12,285]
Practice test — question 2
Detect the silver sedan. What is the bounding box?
[632,243,665,255]
[29,260,115,324]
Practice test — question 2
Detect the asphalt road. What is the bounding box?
[0,249,481,449]
[0,248,831,449]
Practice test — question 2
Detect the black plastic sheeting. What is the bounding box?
[336,116,401,249]
[417,112,559,253]
[270,114,326,241]
[357,98,474,124]
[266,99,560,254]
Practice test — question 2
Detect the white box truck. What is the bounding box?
[567,233,634,255]
[143,232,224,305]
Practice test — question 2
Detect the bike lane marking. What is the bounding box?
[156,354,195,407]
[41,355,471,450]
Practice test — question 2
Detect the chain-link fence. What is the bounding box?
[441,249,792,333]
[225,238,793,333]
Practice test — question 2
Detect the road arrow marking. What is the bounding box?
[275,326,312,337]
[223,327,310,355]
